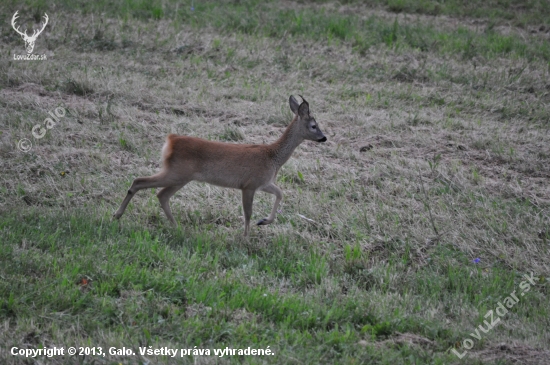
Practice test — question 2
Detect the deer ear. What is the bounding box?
[289,95,300,115]
[297,95,310,118]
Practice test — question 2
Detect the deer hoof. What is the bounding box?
[256,218,268,225]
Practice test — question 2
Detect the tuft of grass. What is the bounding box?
[219,126,245,142]
[62,78,94,96]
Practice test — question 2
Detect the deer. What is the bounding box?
[11,11,49,54]
[113,95,327,236]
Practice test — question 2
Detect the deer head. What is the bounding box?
[12,11,48,54]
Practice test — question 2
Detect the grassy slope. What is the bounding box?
[1,0,549,364]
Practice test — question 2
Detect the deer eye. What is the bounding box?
[312,125,317,129]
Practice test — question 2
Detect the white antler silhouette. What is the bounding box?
[12,11,48,54]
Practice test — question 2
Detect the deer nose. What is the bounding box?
[318,136,327,142]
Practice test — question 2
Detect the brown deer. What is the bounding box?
[113,95,327,236]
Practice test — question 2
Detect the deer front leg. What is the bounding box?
[256,183,283,226]
[241,189,256,237]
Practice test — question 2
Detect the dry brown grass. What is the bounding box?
[1,2,549,364]
[1,7,549,283]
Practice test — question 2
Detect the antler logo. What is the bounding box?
[11,11,48,54]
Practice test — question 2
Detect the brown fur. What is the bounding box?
[113,95,327,236]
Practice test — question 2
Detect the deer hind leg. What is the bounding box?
[113,170,186,220]
[241,189,256,237]
[256,183,283,226]
[157,183,187,225]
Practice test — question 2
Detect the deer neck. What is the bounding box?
[270,118,304,168]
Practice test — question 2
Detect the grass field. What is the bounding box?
[1,0,549,364]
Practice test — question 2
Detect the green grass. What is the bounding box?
[5,0,550,62]
[10,0,550,27]
[1,0,550,364]
[1,210,546,364]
